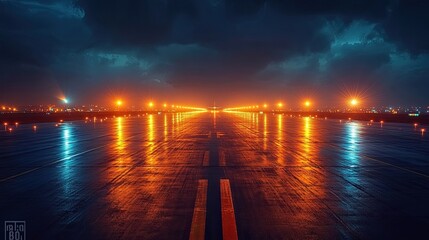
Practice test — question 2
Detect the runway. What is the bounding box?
[1,112,429,239]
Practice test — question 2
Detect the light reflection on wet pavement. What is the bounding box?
[1,112,429,239]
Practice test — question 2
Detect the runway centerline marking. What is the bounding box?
[220,179,238,240]
[189,179,208,240]
[203,151,210,166]
[219,150,226,166]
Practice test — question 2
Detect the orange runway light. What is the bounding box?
[350,98,358,106]
[304,100,311,107]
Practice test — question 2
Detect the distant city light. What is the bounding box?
[277,102,283,108]
[263,104,268,108]
[62,98,69,104]
[163,103,167,108]
[149,102,154,108]
[116,100,122,106]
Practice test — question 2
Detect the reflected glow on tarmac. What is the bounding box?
[1,112,429,239]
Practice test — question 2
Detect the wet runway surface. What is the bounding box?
[1,112,429,239]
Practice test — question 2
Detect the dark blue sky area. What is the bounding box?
[1,0,429,107]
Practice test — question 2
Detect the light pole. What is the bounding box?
[62,98,69,112]
[349,98,359,112]
[116,100,122,111]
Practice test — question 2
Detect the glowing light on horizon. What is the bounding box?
[350,99,358,106]
[116,100,123,106]
[304,100,311,107]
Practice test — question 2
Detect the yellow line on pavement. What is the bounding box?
[189,179,208,240]
[220,179,238,240]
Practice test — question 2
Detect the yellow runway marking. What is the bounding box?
[189,179,208,240]
[203,151,210,166]
[219,150,226,166]
[220,179,238,240]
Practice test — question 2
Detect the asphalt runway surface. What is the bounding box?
[1,112,429,239]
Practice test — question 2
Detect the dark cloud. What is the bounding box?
[1,0,429,106]
[382,0,429,54]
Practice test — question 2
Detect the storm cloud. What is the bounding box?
[1,0,429,106]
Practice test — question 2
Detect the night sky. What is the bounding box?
[1,0,429,107]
